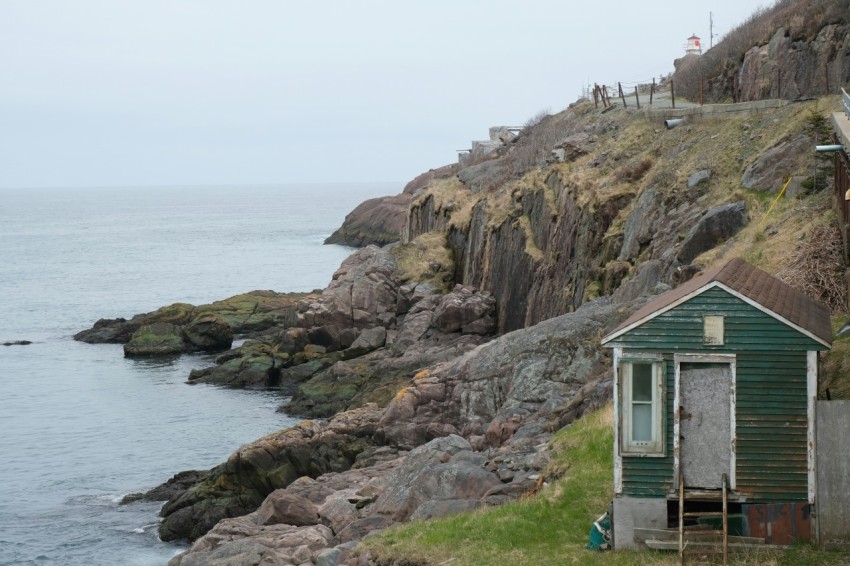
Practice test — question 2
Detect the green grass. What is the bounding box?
[359,406,850,566]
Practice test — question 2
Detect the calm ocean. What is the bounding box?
[0,183,396,566]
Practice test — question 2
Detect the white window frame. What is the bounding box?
[620,360,665,456]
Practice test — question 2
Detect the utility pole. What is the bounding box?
[710,12,717,48]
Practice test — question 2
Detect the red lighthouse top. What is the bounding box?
[685,34,702,55]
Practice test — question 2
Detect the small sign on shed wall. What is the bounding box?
[703,315,724,345]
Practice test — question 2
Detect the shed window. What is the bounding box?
[621,361,664,455]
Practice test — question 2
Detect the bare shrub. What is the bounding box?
[615,158,654,183]
[507,109,580,178]
[522,108,551,132]
[777,223,848,313]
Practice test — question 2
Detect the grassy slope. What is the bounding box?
[360,406,850,565]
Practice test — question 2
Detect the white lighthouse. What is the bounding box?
[685,34,702,56]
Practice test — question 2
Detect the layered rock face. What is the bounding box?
[737,25,850,102]
[406,168,748,334]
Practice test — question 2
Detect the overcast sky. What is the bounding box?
[1,1,769,189]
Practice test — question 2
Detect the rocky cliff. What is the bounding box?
[399,98,834,333]
[673,0,850,103]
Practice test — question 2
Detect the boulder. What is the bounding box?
[371,435,500,522]
[121,470,209,504]
[74,317,142,344]
[183,315,233,352]
[256,491,319,527]
[324,194,412,248]
[335,516,394,544]
[158,405,383,542]
[457,160,508,192]
[123,323,185,357]
[676,201,748,264]
[432,286,496,334]
[319,246,399,338]
[347,327,387,356]
[550,132,594,163]
[741,135,809,191]
[168,519,334,566]
[612,260,667,303]
[688,169,712,189]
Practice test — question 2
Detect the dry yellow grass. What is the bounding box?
[392,231,454,292]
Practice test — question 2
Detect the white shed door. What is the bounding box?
[680,363,732,489]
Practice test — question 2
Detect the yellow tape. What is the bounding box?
[757,177,792,227]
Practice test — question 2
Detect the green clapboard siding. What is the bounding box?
[607,287,827,352]
[615,287,816,502]
[734,351,809,501]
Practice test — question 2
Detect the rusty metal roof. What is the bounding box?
[604,258,833,346]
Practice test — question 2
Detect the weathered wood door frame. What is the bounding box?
[673,353,737,491]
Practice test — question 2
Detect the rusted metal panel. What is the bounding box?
[742,503,812,544]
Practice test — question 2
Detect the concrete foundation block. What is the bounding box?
[612,495,668,550]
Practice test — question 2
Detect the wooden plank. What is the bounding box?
[646,540,767,550]
[736,443,807,452]
[736,406,809,415]
[736,414,807,422]
[636,528,764,544]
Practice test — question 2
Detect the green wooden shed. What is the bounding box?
[601,257,832,551]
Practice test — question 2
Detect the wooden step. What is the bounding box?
[647,540,766,551]
[636,528,763,545]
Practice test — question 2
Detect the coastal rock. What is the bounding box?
[256,491,320,527]
[168,520,334,566]
[123,323,186,357]
[182,315,234,352]
[159,296,645,556]
[75,291,315,345]
[2,340,32,346]
[377,297,637,450]
[371,435,500,522]
[346,326,387,356]
[324,194,412,248]
[74,317,141,344]
[432,286,496,334]
[121,470,209,504]
[402,164,458,195]
[158,404,384,542]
